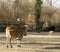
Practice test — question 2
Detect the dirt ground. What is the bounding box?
[0,32,60,52]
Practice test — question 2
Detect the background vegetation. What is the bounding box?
[0,0,60,31]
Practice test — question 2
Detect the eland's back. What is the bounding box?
[6,25,27,38]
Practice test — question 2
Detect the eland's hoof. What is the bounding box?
[17,45,21,47]
[7,45,9,48]
[11,46,13,48]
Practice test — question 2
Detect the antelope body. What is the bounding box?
[6,24,27,48]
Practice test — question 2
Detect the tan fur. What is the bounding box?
[6,25,27,48]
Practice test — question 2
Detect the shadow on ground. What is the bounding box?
[44,46,60,49]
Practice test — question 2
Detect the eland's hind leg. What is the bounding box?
[17,38,21,47]
[6,38,13,48]
[6,38,9,48]
[10,38,13,48]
